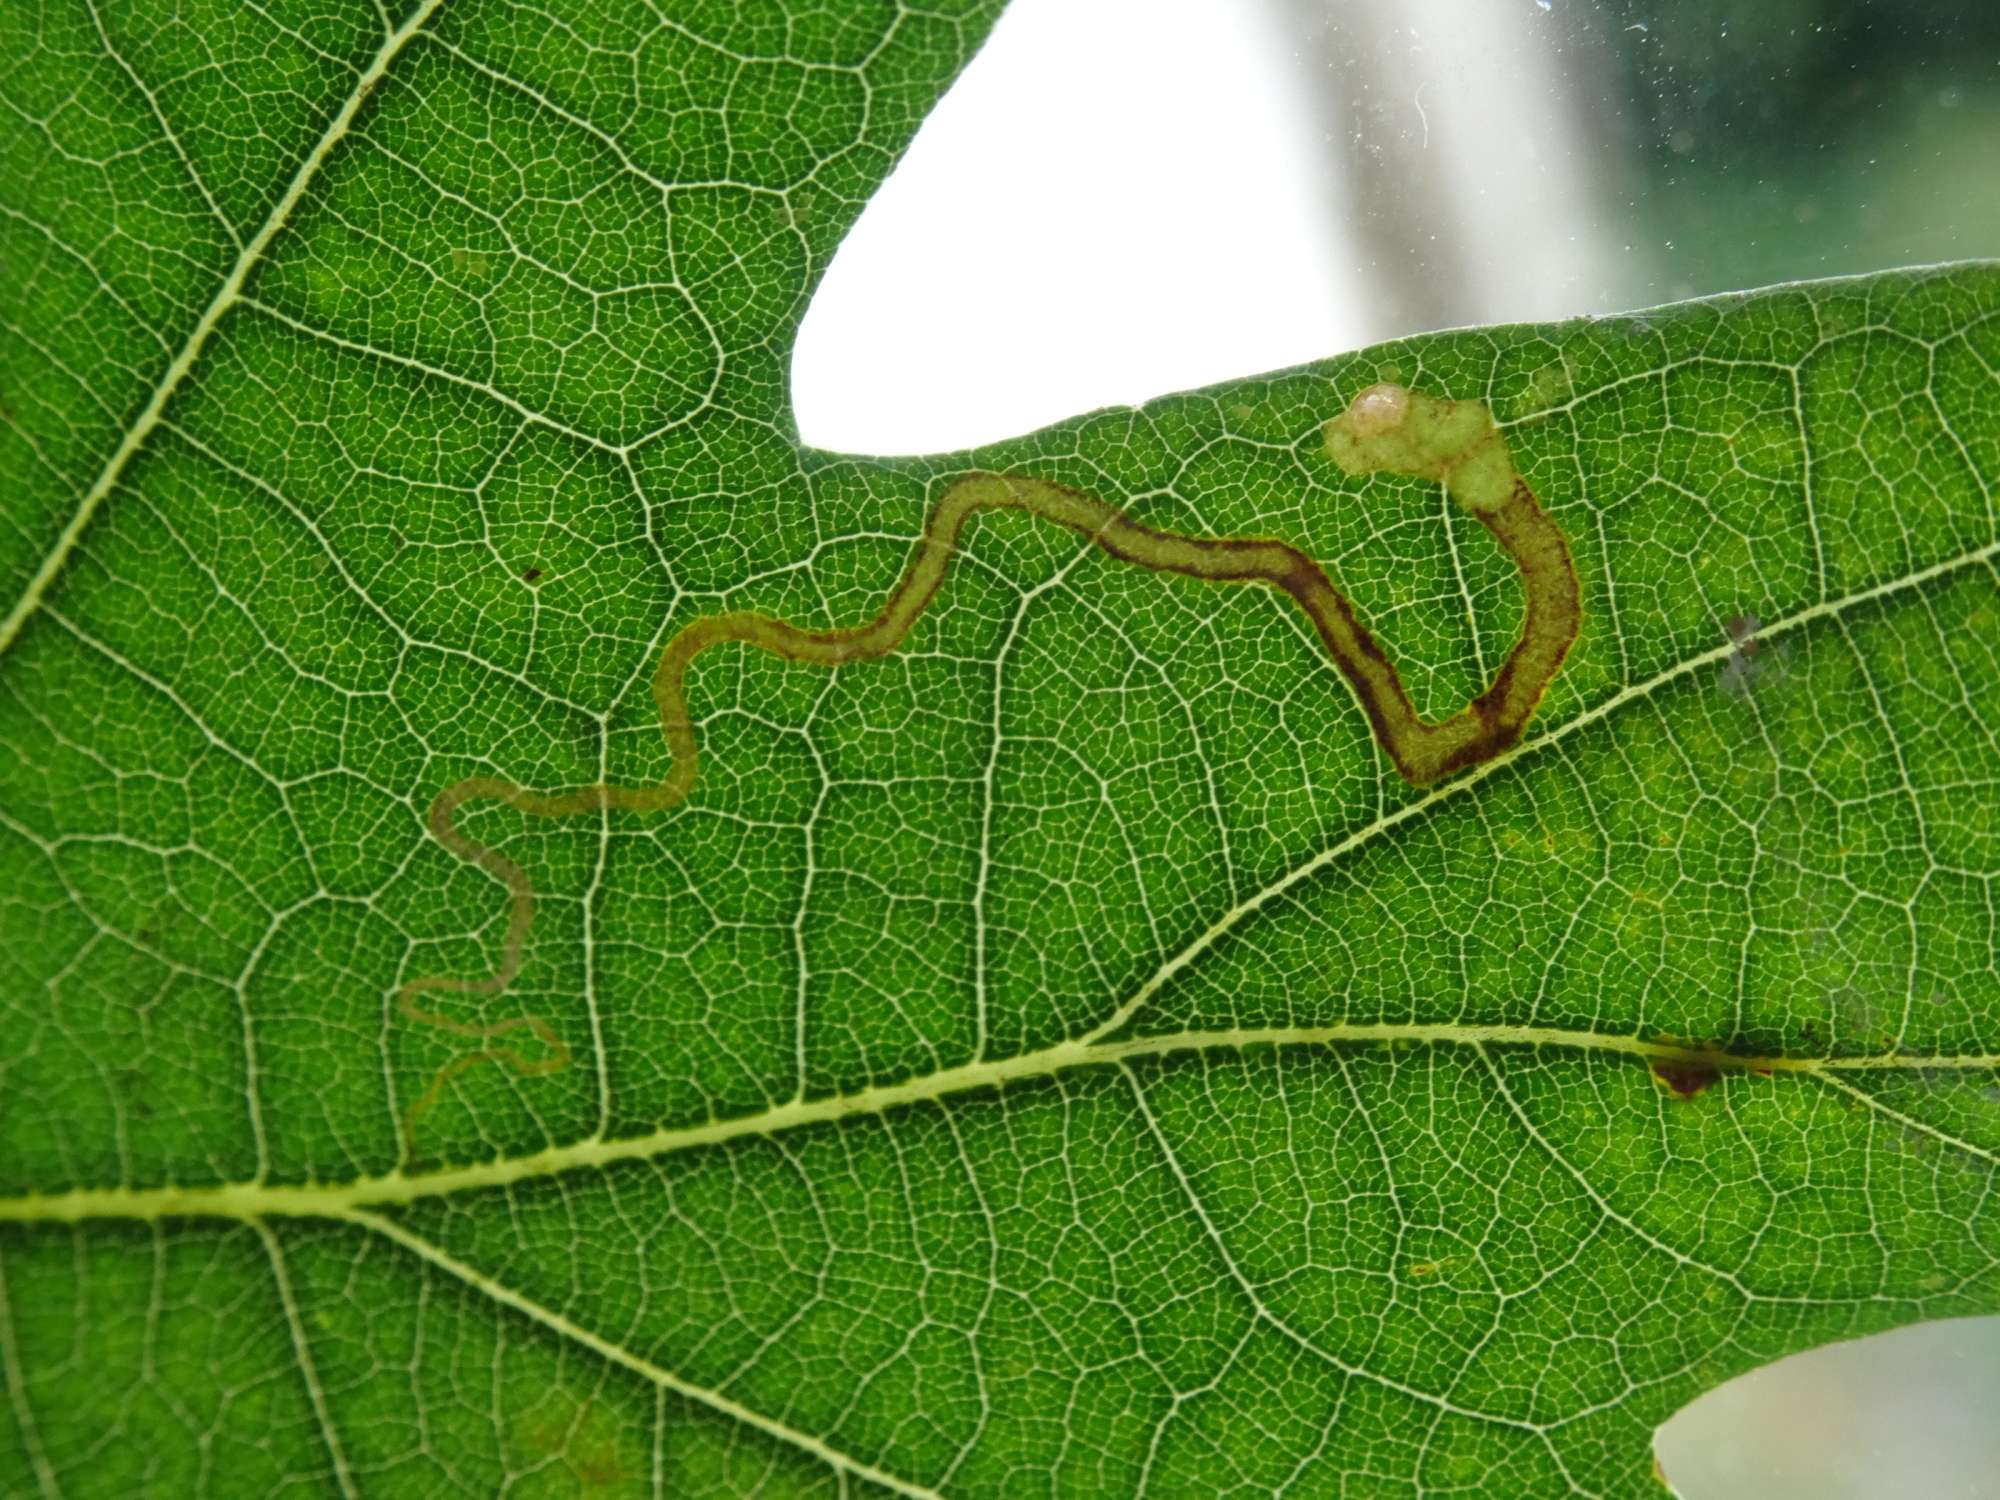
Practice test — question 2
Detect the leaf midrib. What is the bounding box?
[4,529,1998,1222]
[4,1018,1995,1225]
[0,0,449,660]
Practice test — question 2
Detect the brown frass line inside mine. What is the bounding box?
[395,383,1583,1149]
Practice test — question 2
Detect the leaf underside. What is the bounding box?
[3,2,1998,1496]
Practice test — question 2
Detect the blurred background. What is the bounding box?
[792,2,2000,1494]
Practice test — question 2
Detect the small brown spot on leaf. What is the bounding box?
[1652,1060,1721,1099]
[522,566,542,583]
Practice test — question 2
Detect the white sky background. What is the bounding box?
[791,0,1364,454]
[791,2,2000,1494]
[791,0,1626,457]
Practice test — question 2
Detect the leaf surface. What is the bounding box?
[3,3,1999,1496]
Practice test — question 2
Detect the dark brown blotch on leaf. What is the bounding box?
[1652,1060,1722,1099]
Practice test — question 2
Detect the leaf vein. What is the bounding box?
[0,0,451,661]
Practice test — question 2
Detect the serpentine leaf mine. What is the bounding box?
[398,384,1581,1150]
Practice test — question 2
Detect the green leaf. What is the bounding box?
[3,3,1997,1496]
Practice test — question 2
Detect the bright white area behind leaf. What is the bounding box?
[1655,1318,2000,1499]
[791,0,1363,454]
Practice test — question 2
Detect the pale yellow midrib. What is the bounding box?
[0,0,448,660]
[3,1023,1993,1225]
